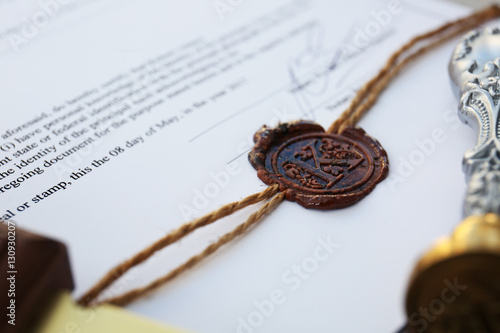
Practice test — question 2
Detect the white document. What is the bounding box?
[0,0,478,332]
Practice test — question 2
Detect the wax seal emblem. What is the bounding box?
[249,121,389,209]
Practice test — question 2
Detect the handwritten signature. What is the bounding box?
[288,20,395,119]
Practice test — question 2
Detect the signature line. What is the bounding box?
[188,85,288,142]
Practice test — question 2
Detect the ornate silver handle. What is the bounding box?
[449,27,500,217]
[405,27,500,332]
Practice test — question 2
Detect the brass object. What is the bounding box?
[405,214,500,332]
[404,28,500,332]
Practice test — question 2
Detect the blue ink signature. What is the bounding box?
[288,20,395,119]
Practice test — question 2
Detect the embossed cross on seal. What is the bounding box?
[249,121,389,209]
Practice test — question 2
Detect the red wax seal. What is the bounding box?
[249,121,389,209]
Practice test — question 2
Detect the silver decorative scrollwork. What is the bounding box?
[450,27,500,217]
